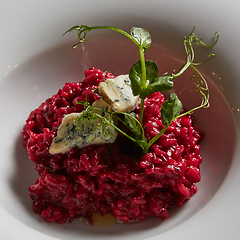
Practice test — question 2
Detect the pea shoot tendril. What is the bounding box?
[65,25,219,155]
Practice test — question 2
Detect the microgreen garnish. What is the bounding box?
[65,25,219,155]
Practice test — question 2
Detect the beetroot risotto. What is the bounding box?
[21,25,218,225]
[22,68,202,224]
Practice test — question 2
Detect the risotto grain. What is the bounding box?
[22,68,203,225]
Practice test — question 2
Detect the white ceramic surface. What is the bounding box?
[1,0,239,239]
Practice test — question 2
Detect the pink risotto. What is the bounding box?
[22,68,203,225]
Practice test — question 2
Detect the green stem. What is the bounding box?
[114,111,146,134]
[172,38,194,78]
[66,25,139,47]
[138,47,147,125]
[176,65,209,119]
[89,26,136,42]
[147,125,169,148]
[91,112,137,143]
[139,48,147,88]
[67,25,148,125]
[138,98,145,126]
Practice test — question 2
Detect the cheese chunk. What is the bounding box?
[97,75,139,113]
[49,99,117,155]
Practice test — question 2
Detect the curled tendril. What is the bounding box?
[176,28,218,74]
[65,25,218,155]
[63,25,92,48]
[167,27,218,119]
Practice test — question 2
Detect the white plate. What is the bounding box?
[1,0,239,239]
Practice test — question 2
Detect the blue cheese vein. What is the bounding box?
[49,99,117,155]
[97,75,139,113]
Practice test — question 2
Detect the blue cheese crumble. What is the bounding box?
[49,99,117,155]
[97,74,139,113]
[50,74,139,155]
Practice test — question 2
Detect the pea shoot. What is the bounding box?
[64,25,219,155]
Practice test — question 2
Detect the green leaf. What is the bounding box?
[129,61,143,96]
[140,76,174,99]
[123,113,148,154]
[145,60,159,83]
[161,93,183,126]
[136,139,149,154]
[130,27,151,52]
[124,113,141,138]
[129,60,159,96]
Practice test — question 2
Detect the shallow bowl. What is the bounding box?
[0,1,239,239]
